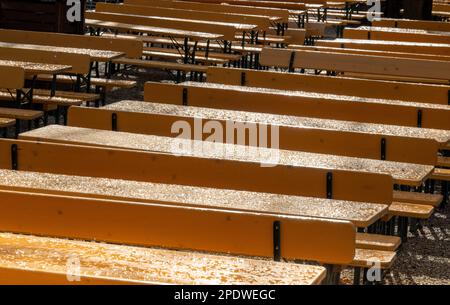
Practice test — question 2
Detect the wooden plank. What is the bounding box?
[389,202,434,218]
[393,190,442,207]
[0,169,387,228]
[0,189,356,265]
[0,41,123,62]
[85,11,246,41]
[0,47,91,75]
[0,118,15,128]
[0,232,327,284]
[288,44,450,62]
[85,19,222,41]
[0,66,25,89]
[68,101,442,165]
[18,125,433,187]
[207,66,450,105]
[0,137,395,204]
[260,47,450,81]
[344,26,450,44]
[372,18,450,32]
[0,60,70,75]
[144,81,450,130]
[0,29,143,58]
[125,0,290,22]
[96,2,273,29]
[316,38,450,56]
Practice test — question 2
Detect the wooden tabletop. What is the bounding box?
[0,41,124,62]
[19,125,435,186]
[0,60,70,75]
[0,232,326,285]
[86,19,224,41]
[107,100,450,146]
[0,169,387,227]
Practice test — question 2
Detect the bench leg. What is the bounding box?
[441,180,448,207]
[353,267,361,285]
[14,120,20,139]
[1,127,6,138]
[323,264,341,285]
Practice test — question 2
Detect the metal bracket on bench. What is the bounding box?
[182,88,188,106]
[273,221,281,261]
[447,90,450,105]
[240,72,246,86]
[417,109,422,128]
[380,138,386,160]
[288,52,296,72]
[326,172,333,199]
[111,113,118,131]
[11,144,18,170]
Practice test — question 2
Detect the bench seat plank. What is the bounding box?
[0,169,387,228]
[437,156,450,168]
[100,101,450,146]
[0,189,356,265]
[0,232,326,285]
[0,118,15,128]
[355,233,401,251]
[430,168,450,181]
[113,57,208,73]
[33,74,137,90]
[393,190,443,207]
[389,202,434,219]
[0,60,71,75]
[18,125,434,187]
[351,248,396,269]
[0,91,83,107]
[0,108,42,120]
[144,81,450,130]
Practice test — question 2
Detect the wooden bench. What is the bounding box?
[0,168,387,229]
[316,38,450,56]
[260,47,450,83]
[372,18,450,32]
[288,44,450,62]
[206,66,450,105]
[18,125,434,188]
[0,29,142,59]
[0,171,395,283]
[125,0,290,24]
[0,117,15,137]
[144,81,450,130]
[85,11,247,42]
[68,101,446,165]
[0,135,393,204]
[96,2,274,30]
[0,66,44,135]
[344,26,450,44]
[0,232,326,285]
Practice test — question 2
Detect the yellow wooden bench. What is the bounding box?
[68,101,446,165]
[125,0,290,23]
[0,136,393,204]
[260,47,450,82]
[0,170,395,283]
[0,232,326,285]
[344,26,450,44]
[144,81,450,130]
[0,117,15,137]
[67,101,442,217]
[372,18,450,32]
[206,66,450,105]
[96,2,274,30]
[316,38,450,56]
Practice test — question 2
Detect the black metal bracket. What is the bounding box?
[11,144,18,170]
[380,138,386,160]
[367,31,371,40]
[288,52,296,72]
[182,88,188,106]
[447,90,449,105]
[326,172,333,199]
[273,221,281,261]
[111,113,118,131]
[417,109,422,128]
[240,72,246,86]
